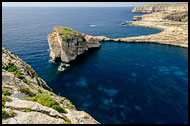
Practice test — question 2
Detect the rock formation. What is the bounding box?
[48,26,101,63]
[132,3,188,13]
[2,47,100,124]
[163,11,188,22]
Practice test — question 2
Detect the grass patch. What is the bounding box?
[63,115,72,124]
[14,70,25,80]
[2,96,12,107]
[2,88,11,96]
[55,26,81,40]
[24,108,32,112]
[2,64,6,69]
[17,88,36,97]
[2,110,16,119]
[24,93,68,114]
[7,65,17,72]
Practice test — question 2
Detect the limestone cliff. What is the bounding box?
[132,3,188,13]
[90,3,188,48]
[48,26,101,63]
[2,47,99,124]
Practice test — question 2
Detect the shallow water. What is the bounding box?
[2,7,188,124]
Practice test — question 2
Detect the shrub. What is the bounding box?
[33,93,58,107]
[24,108,32,112]
[2,89,11,96]
[55,115,59,119]
[2,110,16,119]
[63,115,72,124]
[2,96,12,107]
[27,80,31,85]
[52,105,68,114]
[24,93,67,114]
[14,70,25,80]
[17,88,35,97]
[7,65,17,72]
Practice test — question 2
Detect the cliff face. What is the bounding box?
[48,26,101,63]
[132,3,188,13]
[2,47,99,124]
[163,11,188,22]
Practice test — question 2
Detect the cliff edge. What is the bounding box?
[132,3,188,13]
[2,47,100,124]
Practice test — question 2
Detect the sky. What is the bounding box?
[2,2,187,7]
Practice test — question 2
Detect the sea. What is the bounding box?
[2,7,188,124]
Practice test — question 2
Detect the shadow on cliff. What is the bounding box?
[70,48,100,65]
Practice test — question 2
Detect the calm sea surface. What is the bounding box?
[2,7,188,124]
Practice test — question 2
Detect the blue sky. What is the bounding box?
[2,2,186,7]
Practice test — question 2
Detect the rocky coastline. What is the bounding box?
[2,3,188,124]
[2,47,100,124]
[132,3,188,13]
[92,3,188,48]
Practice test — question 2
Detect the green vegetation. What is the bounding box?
[64,99,76,110]
[24,93,68,114]
[25,65,37,79]
[2,63,6,69]
[63,115,72,124]
[2,96,12,107]
[24,108,32,112]
[2,109,16,119]
[14,70,25,80]
[63,122,73,124]
[17,88,36,97]
[52,105,67,113]
[7,65,17,72]
[2,88,11,96]
[56,26,81,40]
[27,80,31,85]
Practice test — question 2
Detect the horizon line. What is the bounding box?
[2,6,136,7]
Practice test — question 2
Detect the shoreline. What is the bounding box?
[92,11,188,48]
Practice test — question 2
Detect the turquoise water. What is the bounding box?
[2,7,188,124]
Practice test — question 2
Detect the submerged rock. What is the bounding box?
[48,26,101,63]
[120,22,127,25]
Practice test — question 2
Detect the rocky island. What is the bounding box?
[48,26,101,63]
[2,47,99,124]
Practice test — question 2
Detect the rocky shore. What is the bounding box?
[2,47,99,124]
[92,3,188,48]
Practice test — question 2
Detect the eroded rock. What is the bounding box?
[48,26,101,63]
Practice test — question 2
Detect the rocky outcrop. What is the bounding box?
[48,26,101,63]
[2,47,52,91]
[2,47,100,124]
[132,3,188,13]
[163,11,188,22]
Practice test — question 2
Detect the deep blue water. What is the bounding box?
[2,7,188,124]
